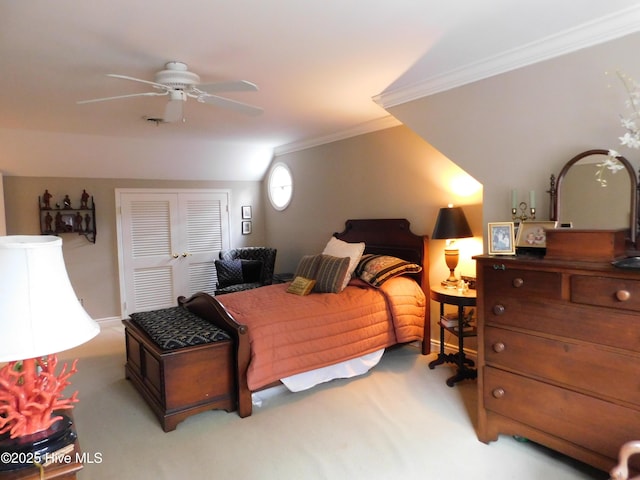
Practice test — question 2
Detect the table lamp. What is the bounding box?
[432,205,473,288]
[0,236,100,471]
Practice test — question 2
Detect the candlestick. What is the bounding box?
[512,189,517,209]
[529,190,536,209]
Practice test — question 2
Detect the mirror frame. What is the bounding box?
[549,149,639,245]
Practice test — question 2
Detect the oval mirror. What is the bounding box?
[550,149,638,245]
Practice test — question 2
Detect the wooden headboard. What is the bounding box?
[334,218,429,292]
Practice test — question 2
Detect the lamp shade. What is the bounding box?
[432,206,473,240]
[0,236,100,362]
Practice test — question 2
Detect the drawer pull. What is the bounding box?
[616,289,631,302]
[492,304,505,316]
[493,264,506,271]
[512,277,524,288]
[492,388,505,399]
[492,342,505,353]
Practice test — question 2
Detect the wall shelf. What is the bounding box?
[39,191,96,243]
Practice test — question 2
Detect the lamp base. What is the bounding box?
[441,279,459,289]
[0,414,76,471]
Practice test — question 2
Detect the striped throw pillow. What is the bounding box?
[294,254,322,279]
[356,254,422,287]
[313,254,350,293]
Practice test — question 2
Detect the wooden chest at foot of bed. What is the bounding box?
[122,318,236,432]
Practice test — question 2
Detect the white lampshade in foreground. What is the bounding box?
[0,235,100,362]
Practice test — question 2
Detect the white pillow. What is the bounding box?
[322,237,365,290]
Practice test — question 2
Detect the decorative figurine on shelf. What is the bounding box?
[81,190,90,209]
[63,195,71,209]
[84,213,91,232]
[74,212,84,233]
[44,212,53,232]
[55,212,63,232]
[42,190,52,209]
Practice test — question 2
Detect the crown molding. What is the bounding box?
[274,115,401,155]
[373,5,640,109]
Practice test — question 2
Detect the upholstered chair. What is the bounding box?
[214,247,277,295]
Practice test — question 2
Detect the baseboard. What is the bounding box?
[431,339,477,361]
[95,316,123,328]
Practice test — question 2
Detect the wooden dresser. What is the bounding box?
[475,254,640,472]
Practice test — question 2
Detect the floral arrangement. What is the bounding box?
[596,72,640,186]
[596,150,625,186]
[616,71,640,150]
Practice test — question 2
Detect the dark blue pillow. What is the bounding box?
[241,259,263,283]
[215,259,243,288]
[215,259,263,287]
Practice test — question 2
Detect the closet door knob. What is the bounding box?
[616,289,631,302]
[182,252,192,258]
[492,388,505,399]
[172,253,179,259]
[492,304,505,316]
[492,342,505,353]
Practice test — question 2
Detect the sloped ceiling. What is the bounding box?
[1,0,639,180]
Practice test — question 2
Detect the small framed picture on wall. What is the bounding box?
[242,206,252,219]
[242,221,252,235]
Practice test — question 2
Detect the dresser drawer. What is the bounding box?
[482,266,562,299]
[572,275,640,312]
[483,295,640,352]
[485,326,640,405]
[484,367,640,467]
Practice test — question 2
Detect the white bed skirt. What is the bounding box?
[280,348,385,392]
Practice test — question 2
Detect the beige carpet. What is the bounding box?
[59,323,607,480]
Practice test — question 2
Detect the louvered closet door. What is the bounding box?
[118,190,229,317]
[177,193,227,296]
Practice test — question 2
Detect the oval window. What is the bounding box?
[268,163,293,211]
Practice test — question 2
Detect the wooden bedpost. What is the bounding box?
[420,235,431,355]
[179,292,253,417]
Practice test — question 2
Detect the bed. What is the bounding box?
[178,218,430,417]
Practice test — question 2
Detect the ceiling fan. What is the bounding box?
[77,61,263,122]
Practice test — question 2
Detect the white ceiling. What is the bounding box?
[2,1,640,175]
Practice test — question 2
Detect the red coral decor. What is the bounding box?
[0,355,78,439]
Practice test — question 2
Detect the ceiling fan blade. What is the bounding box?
[164,98,184,123]
[198,94,263,116]
[196,80,258,93]
[77,91,167,104]
[106,74,170,91]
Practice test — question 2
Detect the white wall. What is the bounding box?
[389,32,640,241]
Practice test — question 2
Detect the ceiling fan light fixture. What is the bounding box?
[169,90,187,102]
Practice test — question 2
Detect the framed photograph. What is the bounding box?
[242,221,252,235]
[241,205,252,219]
[488,222,516,255]
[515,221,557,248]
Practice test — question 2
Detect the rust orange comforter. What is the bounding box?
[216,276,426,390]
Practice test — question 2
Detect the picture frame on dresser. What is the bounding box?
[515,221,557,248]
[488,222,515,255]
